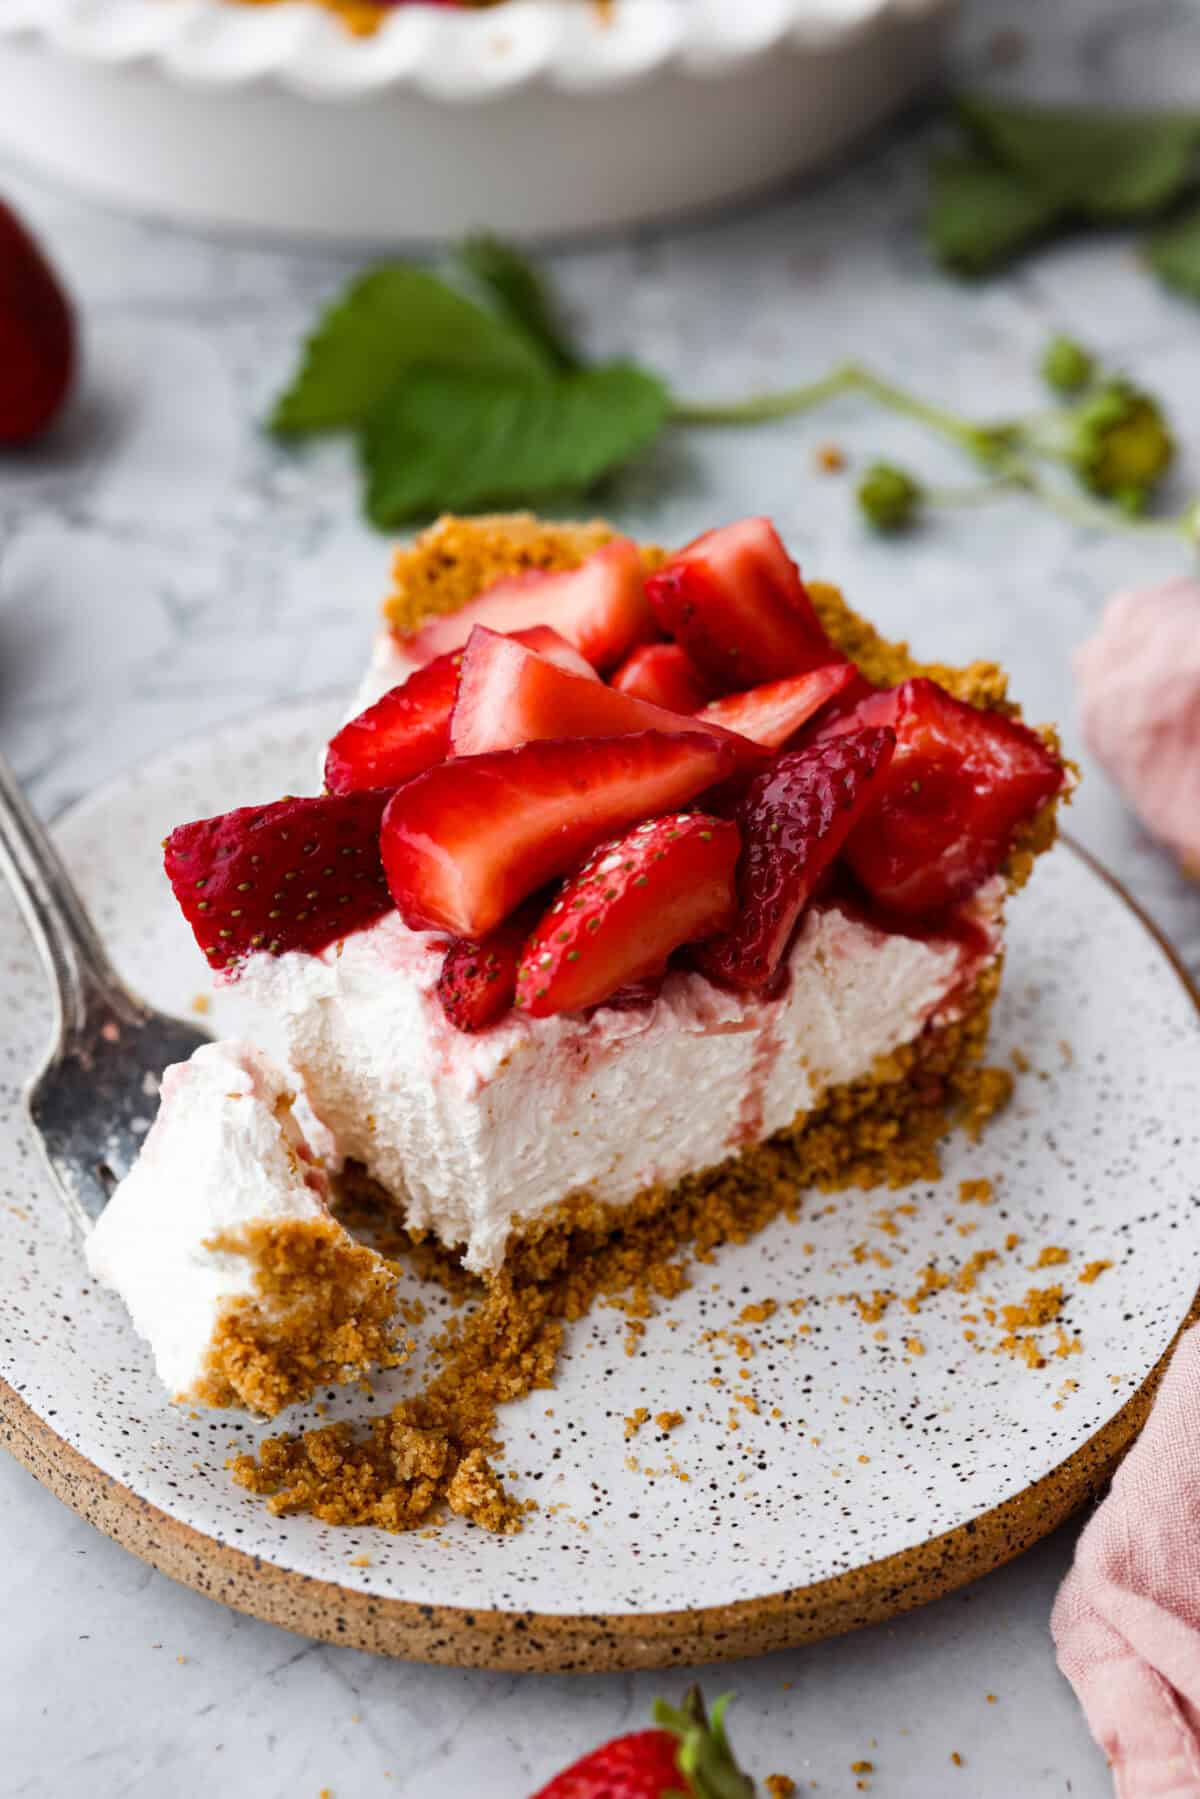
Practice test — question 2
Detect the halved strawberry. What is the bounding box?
[164,791,393,971]
[645,517,842,691]
[517,814,739,1017]
[697,662,857,748]
[823,678,1066,916]
[449,627,764,772]
[611,642,711,713]
[437,909,533,1033]
[325,649,462,795]
[324,625,596,796]
[398,538,655,672]
[696,728,896,992]
[381,731,737,938]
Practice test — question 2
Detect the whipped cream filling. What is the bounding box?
[349,627,421,718]
[238,883,1004,1275]
[86,1041,334,1396]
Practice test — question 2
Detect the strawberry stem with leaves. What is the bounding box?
[652,1688,757,1799]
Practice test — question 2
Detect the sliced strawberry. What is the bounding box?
[325,625,596,797]
[611,642,711,713]
[164,791,393,972]
[823,678,1065,916]
[697,662,857,748]
[802,666,879,740]
[645,517,842,691]
[449,627,764,772]
[437,910,533,1033]
[381,731,737,938]
[696,728,896,992]
[517,814,739,1017]
[325,649,462,795]
[398,538,655,673]
[510,624,600,681]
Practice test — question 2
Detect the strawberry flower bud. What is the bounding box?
[1041,334,1096,395]
[1066,380,1174,513]
[857,461,924,532]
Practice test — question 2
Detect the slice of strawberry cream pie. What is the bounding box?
[91,513,1068,1405]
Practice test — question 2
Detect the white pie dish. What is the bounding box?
[0,0,955,241]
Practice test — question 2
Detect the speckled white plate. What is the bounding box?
[3,695,1199,1672]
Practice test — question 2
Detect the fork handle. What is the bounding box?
[0,752,139,1037]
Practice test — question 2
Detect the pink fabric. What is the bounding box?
[1074,580,1200,874]
[1053,1326,1200,1797]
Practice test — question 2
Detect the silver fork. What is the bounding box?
[0,751,211,1235]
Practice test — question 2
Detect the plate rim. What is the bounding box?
[4,737,1198,1668]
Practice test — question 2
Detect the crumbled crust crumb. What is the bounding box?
[1001,1285,1065,1331]
[193,1220,400,1417]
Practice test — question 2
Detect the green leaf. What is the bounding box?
[928,152,1067,273]
[956,96,1200,218]
[270,264,546,436]
[1146,202,1200,298]
[458,234,581,371]
[361,360,670,526]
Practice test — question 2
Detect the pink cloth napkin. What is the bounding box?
[1074,580,1200,877]
[1053,1325,1200,1797]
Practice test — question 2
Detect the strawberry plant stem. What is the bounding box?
[1014,465,1189,537]
[671,361,1005,460]
[672,362,1193,545]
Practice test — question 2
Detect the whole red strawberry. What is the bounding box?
[530,1689,755,1799]
[0,198,75,444]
